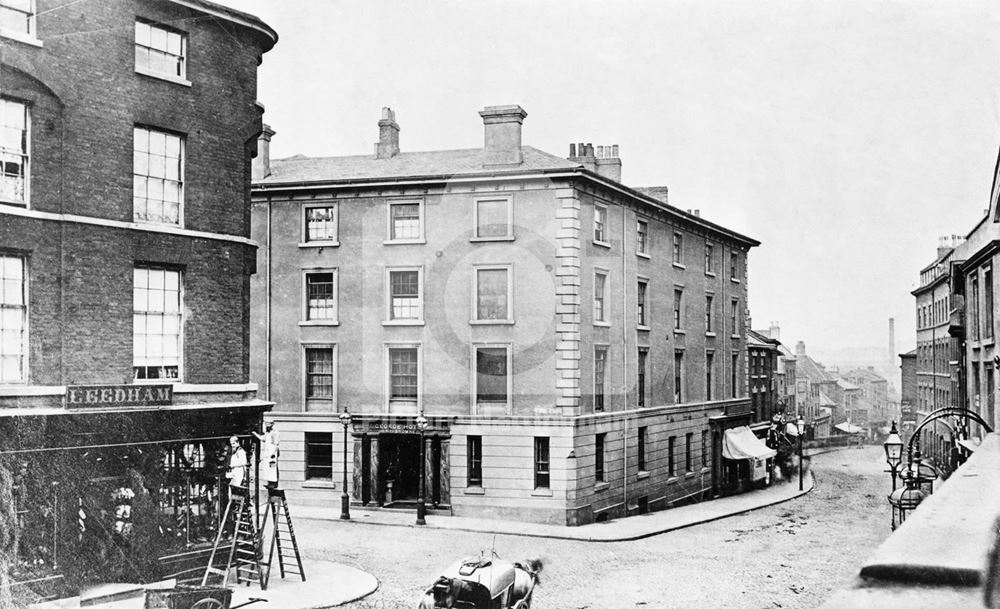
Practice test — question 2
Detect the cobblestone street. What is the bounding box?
[294,447,891,609]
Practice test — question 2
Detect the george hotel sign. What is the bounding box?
[65,384,174,408]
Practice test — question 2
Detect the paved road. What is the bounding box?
[296,446,891,609]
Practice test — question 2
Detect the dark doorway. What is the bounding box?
[361,437,372,505]
[380,434,421,502]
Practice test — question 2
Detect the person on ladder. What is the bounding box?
[226,436,249,493]
[253,422,280,491]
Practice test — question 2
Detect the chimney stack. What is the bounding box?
[568,141,621,181]
[769,321,780,342]
[479,105,527,166]
[251,124,275,181]
[795,341,806,356]
[375,107,400,159]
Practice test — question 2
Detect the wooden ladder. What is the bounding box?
[201,490,266,590]
[261,488,306,587]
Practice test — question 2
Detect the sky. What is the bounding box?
[220,0,1000,364]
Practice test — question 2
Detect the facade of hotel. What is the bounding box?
[250,105,765,525]
[0,0,275,595]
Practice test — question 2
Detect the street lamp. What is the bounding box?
[883,421,903,491]
[796,417,805,491]
[339,410,351,520]
[415,414,428,526]
[887,467,925,531]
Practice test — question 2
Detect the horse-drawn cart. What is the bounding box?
[418,556,541,609]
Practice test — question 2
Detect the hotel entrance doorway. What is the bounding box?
[380,433,421,503]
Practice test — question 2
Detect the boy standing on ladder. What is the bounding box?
[253,422,280,490]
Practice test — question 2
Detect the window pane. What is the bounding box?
[306,206,336,241]
[390,203,420,240]
[476,347,507,403]
[477,268,508,320]
[134,127,182,225]
[476,198,508,237]
[133,267,182,382]
[306,272,335,320]
[390,348,418,400]
[389,270,420,320]
[305,432,333,480]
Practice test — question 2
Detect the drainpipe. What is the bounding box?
[266,198,272,401]
[622,206,629,512]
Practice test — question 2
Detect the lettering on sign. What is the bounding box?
[65,384,174,408]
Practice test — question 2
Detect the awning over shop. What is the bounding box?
[722,426,777,460]
[834,422,864,434]
[785,422,801,437]
[957,438,981,453]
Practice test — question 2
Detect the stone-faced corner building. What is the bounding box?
[250,105,762,525]
[0,0,275,593]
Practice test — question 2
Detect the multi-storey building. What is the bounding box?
[250,105,762,525]
[747,328,781,425]
[0,0,275,594]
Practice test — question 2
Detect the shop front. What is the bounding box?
[350,414,451,511]
[1,384,271,602]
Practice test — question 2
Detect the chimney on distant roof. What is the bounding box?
[251,124,275,181]
[375,107,400,159]
[479,105,526,166]
[568,141,622,182]
[769,322,780,342]
[795,341,806,356]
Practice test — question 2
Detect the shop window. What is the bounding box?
[0,254,25,382]
[135,20,186,80]
[133,126,183,225]
[305,432,333,480]
[0,97,28,205]
[533,437,549,489]
[467,436,482,487]
[133,267,181,381]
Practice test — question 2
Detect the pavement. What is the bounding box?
[297,471,815,542]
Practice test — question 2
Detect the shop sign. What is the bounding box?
[65,384,173,408]
[367,420,420,434]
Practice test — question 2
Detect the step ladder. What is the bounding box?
[261,488,306,587]
[201,489,266,590]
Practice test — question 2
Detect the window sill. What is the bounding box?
[299,241,340,248]
[593,240,612,249]
[136,66,192,87]
[685,471,696,479]
[1,29,42,47]
[531,488,552,497]
[383,239,426,245]
[471,236,515,242]
[705,271,716,278]
[301,480,336,489]
[383,320,425,326]
[0,199,28,209]
[666,476,679,484]
[594,321,611,328]
[706,332,717,338]
[636,252,651,260]
[299,320,339,327]
[464,486,486,495]
[672,262,686,270]
[673,329,686,335]
[594,481,610,492]
[731,278,741,284]
[133,378,181,385]
[469,319,515,325]
[731,334,741,340]
[636,470,650,480]
[637,325,651,332]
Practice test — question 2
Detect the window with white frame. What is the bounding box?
[637,279,648,327]
[475,345,509,409]
[0,98,28,205]
[0,254,26,383]
[387,200,422,241]
[388,346,419,406]
[475,196,511,239]
[594,204,607,243]
[304,270,337,322]
[304,204,337,243]
[134,127,183,225]
[0,0,34,37]
[135,20,186,80]
[387,268,422,322]
[304,346,335,410]
[133,267,181,381]
[474,266,511,322]
[594,271,607,324]
[636,219,649,256]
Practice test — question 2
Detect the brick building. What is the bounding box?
[250,105,765,526]
[747,328,781,427]
[0,0,275,595]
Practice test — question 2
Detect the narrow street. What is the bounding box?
[294,447,891,609]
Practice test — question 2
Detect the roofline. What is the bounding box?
[910,268,951,296]
[958,239,1000,272]
[254,165,761,248]
[167,0,277,50]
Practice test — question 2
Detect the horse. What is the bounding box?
[417,557,544,608]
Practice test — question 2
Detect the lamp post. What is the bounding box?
[883,421,903,491]
[797,417,805,491]
[415,414,428,526]
[339,410,351,520]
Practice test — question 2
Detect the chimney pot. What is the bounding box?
[479,104,527,166]
[375,106,400,159]
[569,143,577,157]
[251,124,276,181]
[612,144,619,157]
[596,145,604,158]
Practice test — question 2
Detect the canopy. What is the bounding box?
[834,422,864,434]
[785,422,801,437]
[957,438,980,453]
[722,426,777,460]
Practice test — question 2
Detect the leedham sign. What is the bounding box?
[65,384,174,408]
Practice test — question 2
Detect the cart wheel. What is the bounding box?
[191,599,225,609]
